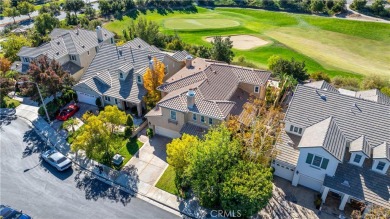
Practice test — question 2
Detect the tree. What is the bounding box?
[350,0,367,10]
[98,105,126,135]
[310,0,325,12]
[364,205,390,219]
[0,34,32,62]
[127,17,163,46]
[17,1,35,19]
[166,134,199,187]
[210,36,234,63]
[311,71,331,82]
[126,114,133,127]
[330,0,346,14]
[63,117,80,132]
[3,7,20,24]
[64,0,85,15]
[370,0,386,15]
[98,0,111,16]
[143,57,165,109]
[381,87,390,97]
[267,55,309,81]
[0,57,12,75]
[187,125,241,207]
[28,55,73,100]
[84,5,96,19]
[221,161,273,217]
[34,13,60,35]
[361,74,388,90]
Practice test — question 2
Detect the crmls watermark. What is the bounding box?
[210,210,242,218]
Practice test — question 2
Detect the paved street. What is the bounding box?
[0,116,179,219]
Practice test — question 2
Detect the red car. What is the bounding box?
[56,104,80,121]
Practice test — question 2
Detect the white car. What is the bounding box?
[41,149,72,171]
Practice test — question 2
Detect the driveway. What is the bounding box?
[125,135,171,186]
[51,102,98,131]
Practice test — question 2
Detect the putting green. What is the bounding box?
[163,18,240,30]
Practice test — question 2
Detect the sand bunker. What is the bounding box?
[205,35,269,50]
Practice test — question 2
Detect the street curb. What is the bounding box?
[15,115,192,218]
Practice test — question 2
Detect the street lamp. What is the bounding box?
[17,81,51,123]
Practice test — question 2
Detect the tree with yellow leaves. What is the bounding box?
[143,57,165,110]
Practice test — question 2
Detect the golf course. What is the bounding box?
[104,7,390,79]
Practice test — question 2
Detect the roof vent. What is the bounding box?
[57,41,60,45]
[138,45,141,48]
[119,50,123,56]
[341,180,350,187]
[82,45,85,48]
[320,94,326,101]
[56,52,59,55]
[213,70,217,74]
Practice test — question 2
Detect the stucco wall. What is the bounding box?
[147,107,186,132]
[79,47,98,71]
[238,83,266,99]
[163,56,185,80]
[186,112,221,127]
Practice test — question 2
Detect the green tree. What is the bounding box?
[34,13,60,35]
[370,0,386,15]
[188,125,240,207]
[310,0,325,12]
[126,114,133,127]
[0,34,31,62]
[267,55,309,81]
[63,117,80,132]
[127,17,162,46]
[84,4,96,19]
[210,36,234,63]
[350,0,367,10]
[221,161,273,217]
[3,7,20,23]
[17,1,35,19]
[98,105,126,135]
[98,0,111,16]
[330,0,346,14]
[381,87,390,97]
[311,71,331,82]
[64,0,85,15]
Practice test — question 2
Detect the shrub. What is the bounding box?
[126,114,134,127]
[380,87,390,97]
[331,76,360,90]
[124,126,132,138]
[361,74,388,90]
[146,128,154,138]
[311,71,331,83]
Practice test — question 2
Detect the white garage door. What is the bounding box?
[273,162,294,181]
[155,126,181,139]
[77,91,98,106]
[298,174,323,191]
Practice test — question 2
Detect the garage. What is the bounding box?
[273,161,294,181]
[298,174,323,191]
[155,126,181,139]
[77,91,98,106]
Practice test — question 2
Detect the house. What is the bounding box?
[72,38,185,117]
[15,26,115,81]
[145,58,271,138]
[273,80,390,210]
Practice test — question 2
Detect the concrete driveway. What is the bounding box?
[125,135,172,186]
[51,102,98,131]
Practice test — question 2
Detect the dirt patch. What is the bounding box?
[205,35,269,50]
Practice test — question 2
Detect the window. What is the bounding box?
[170,111,177,121]
[115,99,118,104]
[95,47,98,53]
[22,57,30,63]
[376,161,386,171]
[119,72,123,78]
[306,153,329,170]
[290,125,303,134]
[87,51,90,55]
[137,75,142,83]
[111,38,114,44]
[254,86,260,93]
[164,66,168,75]
[104,96,111,101]
[208,118,213,125]
[192,114,197,121]
[69,55,77,61]
[353,154,362,163]
[200,116,205,123]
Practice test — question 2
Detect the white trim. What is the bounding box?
[170,110,177,121]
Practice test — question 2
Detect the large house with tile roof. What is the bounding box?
[273,80,390,211]
[145,57,271,138]
[15,26,115,81]
[73,38,186,117]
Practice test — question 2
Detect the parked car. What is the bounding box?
[41,149,72,171]
[0,205,31,219]
[56,104,80,121]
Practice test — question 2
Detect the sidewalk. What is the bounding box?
[12,103,205,218]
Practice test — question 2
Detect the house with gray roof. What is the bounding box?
[73,42,185,116]
[273,80,390,211]
[145,58,271,138]
[15,26,114,81]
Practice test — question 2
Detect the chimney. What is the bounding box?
[96,26,103,43]
[186,89,196,109]
[185,55,193,68]
[149,59,154,70]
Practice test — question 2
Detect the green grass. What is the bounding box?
[115,137,144,169]
[1,96,21,108]
[155,165,179,195]
[104,6,390,80]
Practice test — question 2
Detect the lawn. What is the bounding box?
[115,137,144,169]
[155,165,179,195]
[1,96,21,108]
[104,7,390,80]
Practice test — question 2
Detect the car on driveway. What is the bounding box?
[0,205,31,219]
[56,104,80,121]
[41,149,72,171]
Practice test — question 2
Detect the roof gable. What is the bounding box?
[373,142,390,161]
[349,135,371,157]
